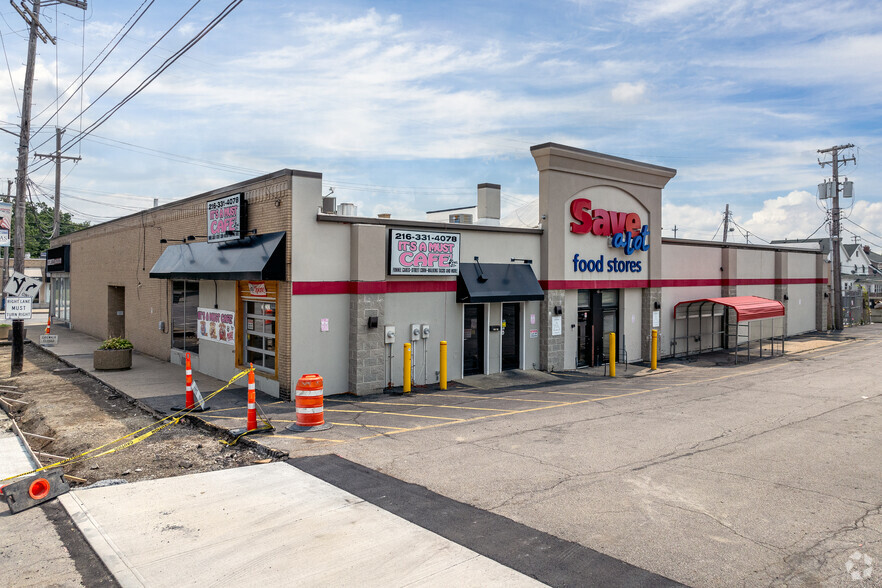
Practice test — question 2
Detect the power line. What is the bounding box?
[29,0,154,141]
[0,29,21,114]
[40,0,243,165]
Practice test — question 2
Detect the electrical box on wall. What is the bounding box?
[384,326,396,343]
[410,324,421,341]
[421,324,430,339]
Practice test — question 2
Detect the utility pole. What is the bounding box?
[722,204,731,243]
[745,230,750,244]
[10,0,86,371]
[11,0,46,372]
[673,225,678,238]
[36,127,81,238]
[1,181,10,312]
[818,143,856,331]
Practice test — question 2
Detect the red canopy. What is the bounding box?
[674,296,785,322]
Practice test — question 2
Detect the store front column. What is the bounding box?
[540,289,565,371]
[641,287,662,362]
[775,251,789,335]
[349,223,387,395]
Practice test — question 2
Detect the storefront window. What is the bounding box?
[244,300,275,372]
[50,277,70,322]
[171,280,199,354]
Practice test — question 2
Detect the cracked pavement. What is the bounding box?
[271,327,882,587]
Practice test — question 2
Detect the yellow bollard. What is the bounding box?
[403,342,412,393]
[440,340,447,390]
[609,332,616,378]
[651,329,658,370]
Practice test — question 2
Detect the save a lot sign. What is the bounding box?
[568,197,649,275]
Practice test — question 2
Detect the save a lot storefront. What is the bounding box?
[49,144,825,399]
[533,143,673,370]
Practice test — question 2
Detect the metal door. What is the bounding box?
[501,303,520,370]
[463,304,485,376]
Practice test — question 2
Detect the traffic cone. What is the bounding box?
[172,352,209,412]
[45,316,51,334]
[230,364,273,437]
[246,365,257,431]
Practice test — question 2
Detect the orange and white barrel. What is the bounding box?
[295,374,325,427]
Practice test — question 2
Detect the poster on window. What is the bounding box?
[196,307,235,345]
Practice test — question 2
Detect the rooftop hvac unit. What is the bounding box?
[449,213,473,224]
[337,202,357,216]
[842,180,854,198]
[322,196,337,214]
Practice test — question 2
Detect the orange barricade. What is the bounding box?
[286,374,332,432]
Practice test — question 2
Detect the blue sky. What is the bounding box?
[1,0,881,246]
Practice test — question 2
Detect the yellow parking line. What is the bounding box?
[356,389,650,440]
[427,393,562,404]
[325,409,463,421]
[327,400,506,412]
[328,422,407,430]
[202,414,405,430]
[271,435,347,442]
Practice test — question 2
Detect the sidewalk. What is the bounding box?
[31,324,274,432]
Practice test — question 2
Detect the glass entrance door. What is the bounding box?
[463,304,484,376]
[501,303,520,370]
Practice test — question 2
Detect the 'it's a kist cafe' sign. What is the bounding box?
[569,198,649,275]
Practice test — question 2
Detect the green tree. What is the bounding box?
[9,202,90,258]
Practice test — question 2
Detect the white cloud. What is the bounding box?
[611,81,646,103]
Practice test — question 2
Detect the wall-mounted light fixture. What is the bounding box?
[159,237,186,244]
[367,316,378,329]
[783,294,789,301]
[510,258,533,264]
[474,256,488,282]
[553,305,563,315]
[653,301,661,310]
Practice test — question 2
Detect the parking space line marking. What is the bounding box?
[325,409,464,421]
[270,435,347,442]
[326,422,408,430]
[201,414,406,430]
[427,393,562,404]
[326,400,508,412]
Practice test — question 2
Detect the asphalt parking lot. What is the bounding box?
[196,327,882,587]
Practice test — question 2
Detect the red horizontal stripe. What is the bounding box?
[650,279,722,288]
[293,276,826,296]
[292,280,456,295]
[541,277,827,290]
[291,282,350,295]
[540,280,650,290]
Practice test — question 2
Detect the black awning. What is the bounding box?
[149,232,286,281]
[456,263,545,303]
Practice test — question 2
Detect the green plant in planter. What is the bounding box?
[0,323,10,328]
[98,337,133,350]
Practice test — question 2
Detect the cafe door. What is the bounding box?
[463,304,485,376]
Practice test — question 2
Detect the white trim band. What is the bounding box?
[296,389,323,397]
[296,407,324,414]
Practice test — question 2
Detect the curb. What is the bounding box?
[26,342,288,461]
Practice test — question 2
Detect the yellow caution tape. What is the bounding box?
[2,368,252,483]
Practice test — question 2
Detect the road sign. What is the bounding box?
[4,297,32,320]
[40,334,58,346]
[3,271,42,299]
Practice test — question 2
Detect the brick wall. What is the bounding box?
[52,171,293,395]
